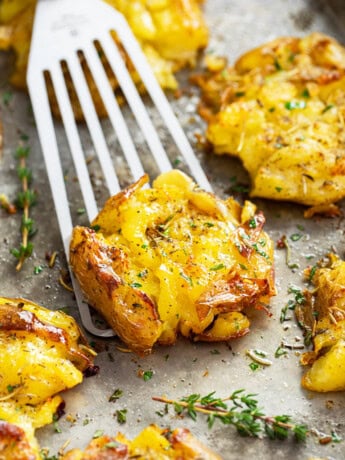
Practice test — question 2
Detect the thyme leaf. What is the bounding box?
[11,143,37,271]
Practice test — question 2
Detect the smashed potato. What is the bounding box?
[296,254,345,392]
[70,170,275,355]
[0,297,97,458]
[195,33,345,206]
[62,424,221,459]
[0,0,208,104]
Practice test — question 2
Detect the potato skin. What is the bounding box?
[196,33,345,206]
[70,170,275,355]
[70,226,163,355]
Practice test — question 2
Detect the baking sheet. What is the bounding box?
[1,0,345,458]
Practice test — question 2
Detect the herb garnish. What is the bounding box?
[322,104,334,114]
[153,390,309,441]
[285,100,306,110]
[249,362,260,371]
[143,370,153,381]
[210,263,225,271]
[2,91,13,106]
[115,409,127,424]
[93,429,104,439]
[275,346,288,358]
[10,145,37,271]
[109,389,123,402]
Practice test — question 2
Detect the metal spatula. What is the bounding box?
[27,0,211,337]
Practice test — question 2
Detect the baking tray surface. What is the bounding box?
[1,0,345,458]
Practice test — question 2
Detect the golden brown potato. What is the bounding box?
[195,33,345,206]
[61,424,221,460]
[70,170,275,355]
[0,297,97,459]
[0,0,208,105]
[296,254,345,392]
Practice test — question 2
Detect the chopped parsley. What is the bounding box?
[322,104,334,114]
[284,100,306,110]
[109,388,123,402]
[249,362,260,371]
[210,263,225,271]
[143,370,153,381]
[115,409,127,424]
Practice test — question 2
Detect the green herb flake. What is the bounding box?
[180,271,193,286]
[280,305,290,323]
[249,362,260,371]
[248,218,257,229]
[239,263,248,270]
[115,409,127,424]
[143,370,153,381]
[308,265,317,282]
[20,133,29,141]
[52,414,62,433]
[268,107,276,113]
[15,146,30,159]
[275,186,283,192]
[77,207,86,215]
[274,59,282,71]
[235,91,246,97]
[173,158,181,166]
[130,282,142,288]
[156,404,169,417]
[104,441,119,449]
[331,431,342,443]
[109,388,123,402]
[90,224,100,232]
[301,89,310,98]
[284,100,306,110]
[2,91,13,106]
[322,104,334,114]
[137,269,148,279]
[93,430,104,439]
[290,233,302,242]
[251,243,269,259]
[275,346,288,358]
[204,222,215,228]
[210,263,225,271]
[210,349,220,355]
[141,243,148,249]
[34,265,43,275]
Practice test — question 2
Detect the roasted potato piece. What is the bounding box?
[0,0,208,100]
[0,297,97,458]
[297,254,345,392]
[62,424,221,460]
[70,170,275,355]
[196,33,345,206]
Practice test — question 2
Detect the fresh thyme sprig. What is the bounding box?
[10,145,37,271]
[153,390,308,442]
